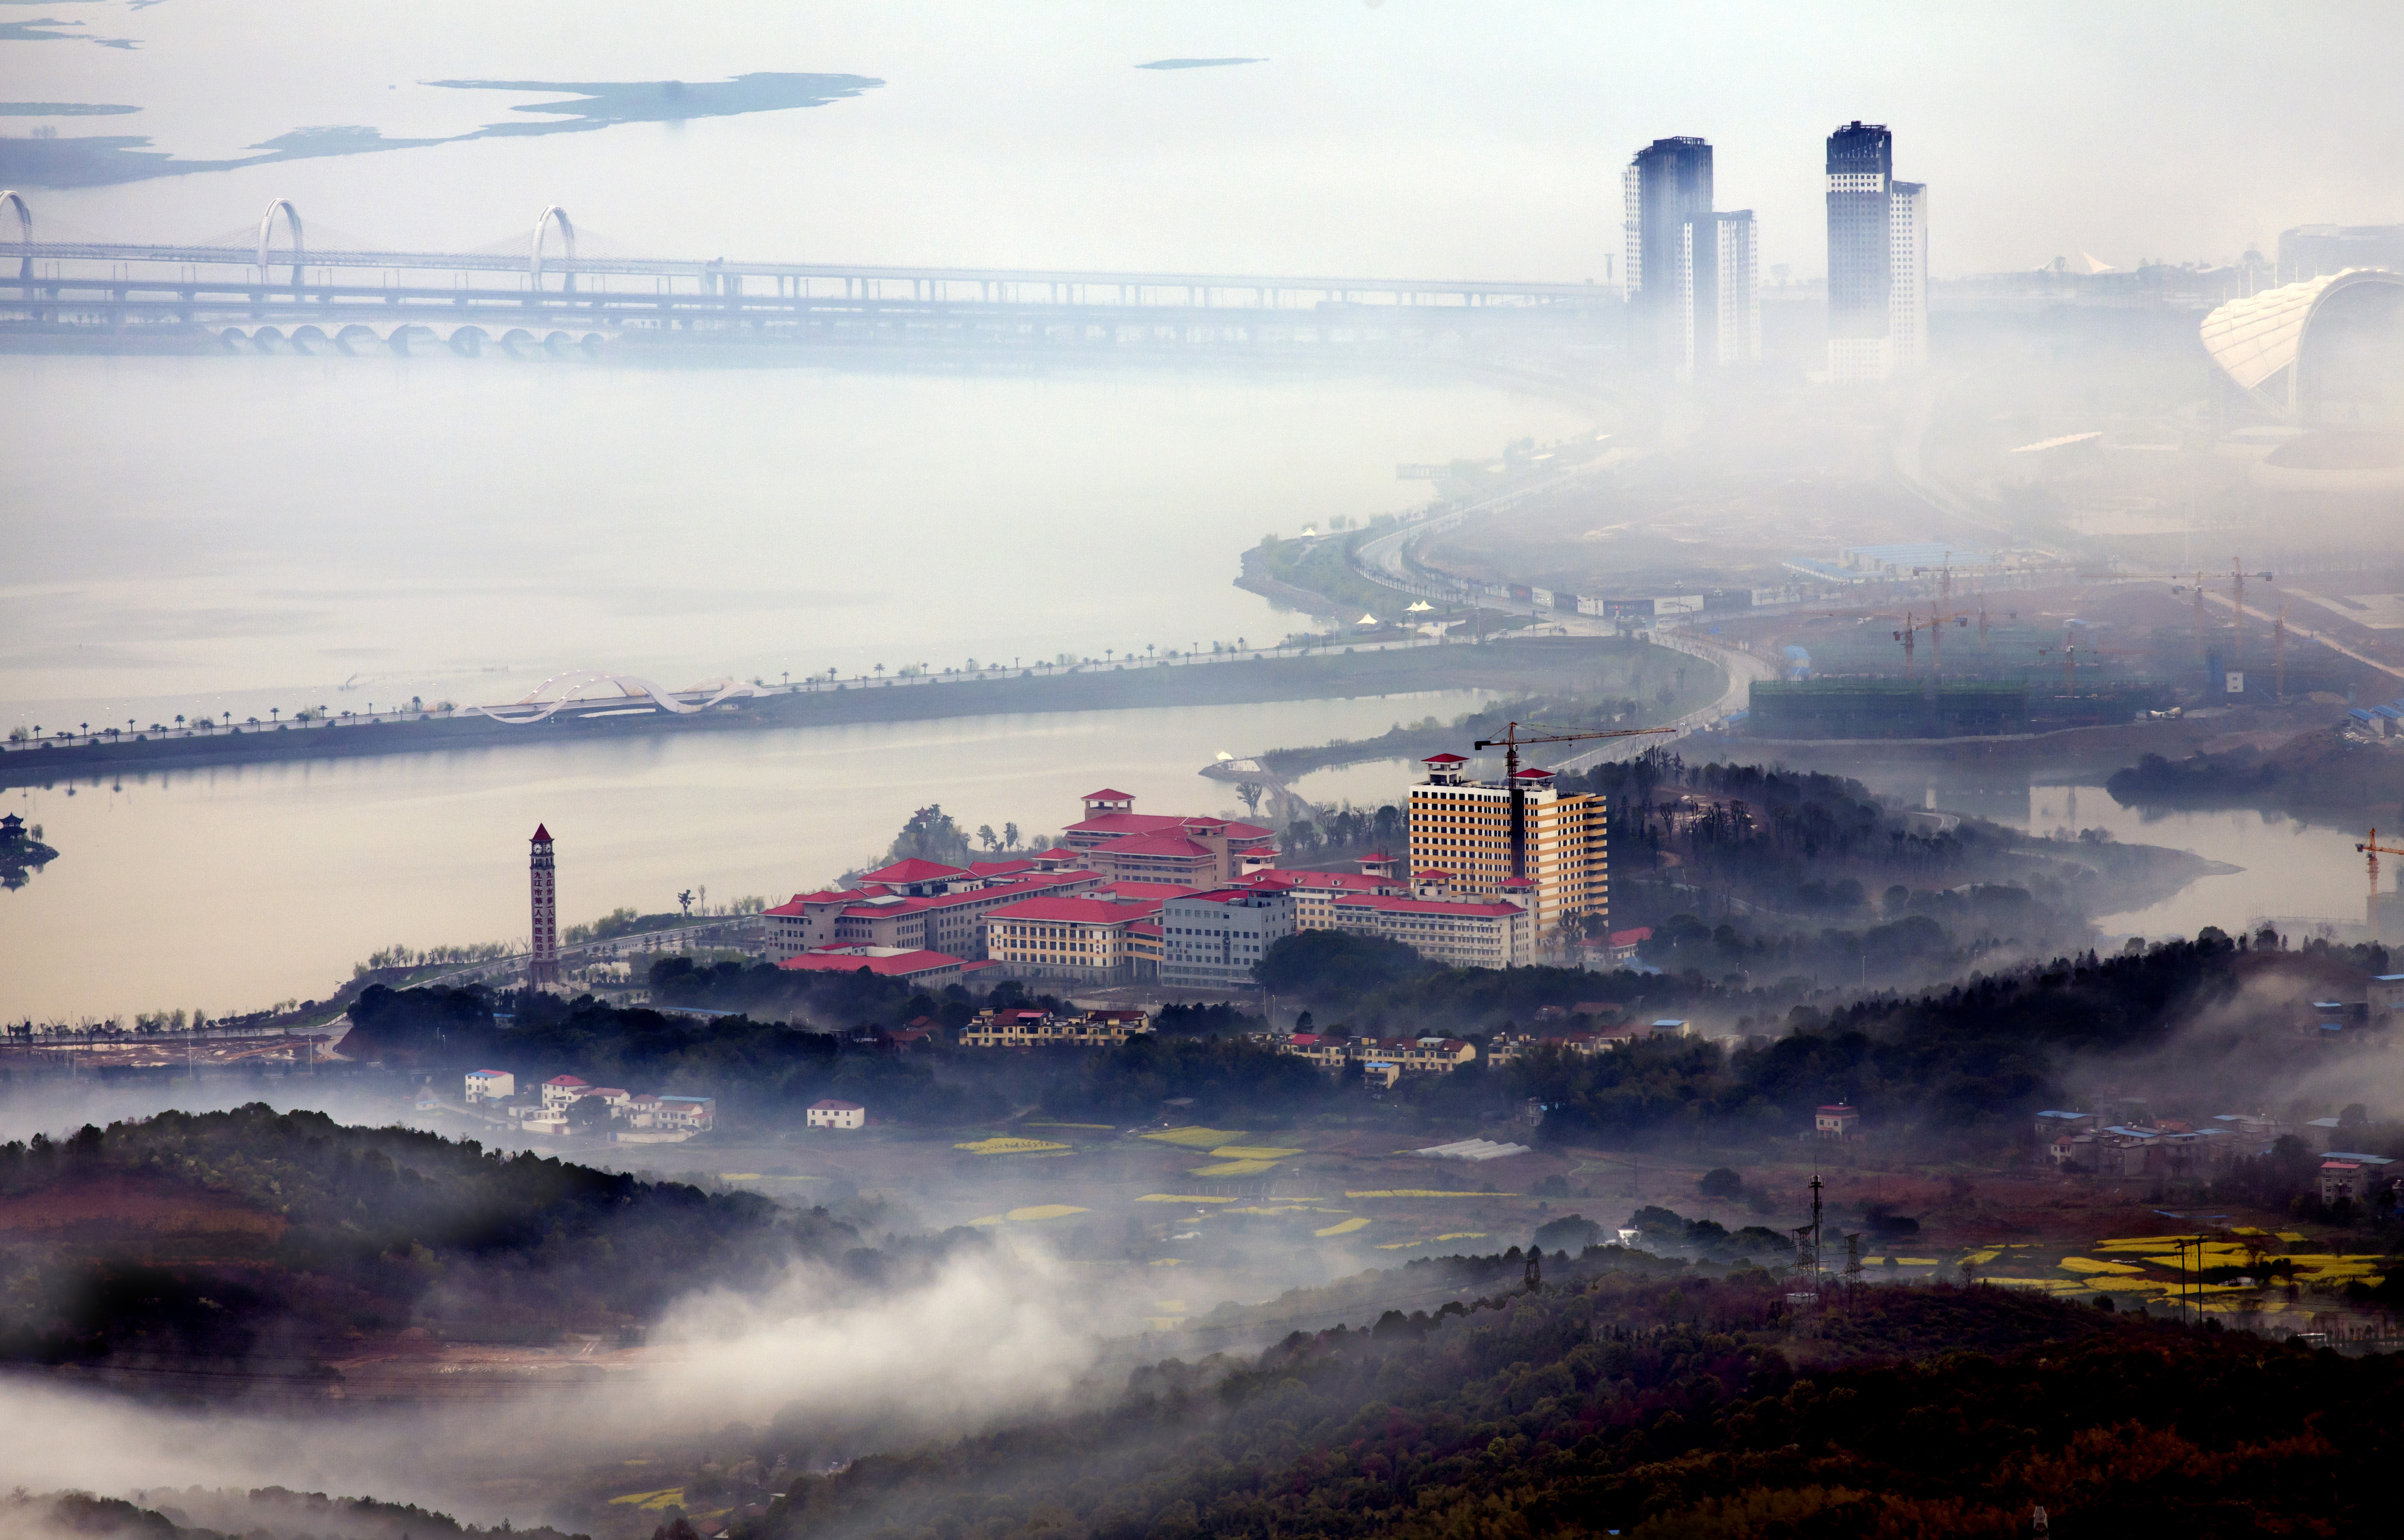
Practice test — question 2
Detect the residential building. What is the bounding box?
[1824,121,1930,382]
[464,1068,514,1104]
[1814,1105,1861,1139]
[1063,789,1277,884]
[2035,1110,2099,1141]
[760,868,1104,961]
[655,1095,715,1132]
[1159,886,1295,989]
[807,1098,866,1130]
[777,946,986,986]
[957,1007,1155,1048]
[540,1073,590,1110]
[1406,754,1606,947]
[1625,136,1715,368]
[983,894,1164,984]
[1278,1034,1477,1075]
[1674,209,1760,377]
[2320,1159,2365,1205]
[1328,892,1532,967]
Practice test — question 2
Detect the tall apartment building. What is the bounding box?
[1888,181,1928,371]
[1625,136,1714,368]
[1676,210,1761,376]
[1825,121,1928,382]
[1405,754,1606,945]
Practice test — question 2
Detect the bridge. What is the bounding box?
[0,193,1620,355]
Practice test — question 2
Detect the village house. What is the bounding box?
[956,1006,1156,1048]
[807,1098,866,1130]
[2320,1159,2366,1205]
[1275,1033,1477,1077]
[540,1074,590,1110]
[464,1068,514,1104]
[1814,1105,1861,1140]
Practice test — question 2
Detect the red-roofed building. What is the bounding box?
[1238,867,1407,931]
[1330,892,1532,967]
[983,893,1165,984]
[807,1098,867,1130]
[1062,791,1275,882]
[540,1074,590,1110]
[854,858,978,896]
[761,870,1104,962]
[778,947,974,985]
[959,1006,1155,1048]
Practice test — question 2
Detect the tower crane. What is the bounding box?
[1469,721,1678,879]
[2357,829,2404,908]
[2034,632,2133,696]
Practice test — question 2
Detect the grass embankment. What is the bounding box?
[3,638,1657,787]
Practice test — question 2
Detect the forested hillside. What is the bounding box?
[752,1266,2401,1540]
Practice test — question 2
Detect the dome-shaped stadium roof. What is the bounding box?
[2201,267,2404,395]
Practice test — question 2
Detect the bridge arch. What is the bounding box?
[255,198,304,287]
[531,205,576,292]
[1,190,27,280]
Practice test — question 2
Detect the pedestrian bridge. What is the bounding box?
[214,321,609,356]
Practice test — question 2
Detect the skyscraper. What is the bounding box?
[1825,121,1929,382]
[1626,136,1714,367]
[1825,121,1893,382]
[1676,210,1761,377]
[528,823,559,988]
[1888,181,1928,371]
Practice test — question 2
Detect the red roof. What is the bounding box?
[778,949,964,978]
[1817,1105,1859,1115]
[812,1098,866,1112]
[1609,927,1653,946]
[1068,812,1274,841]
[544,1074,588,1087]
[987,896,1162,924]
[859,858,973,884]
[1081,788,1135,801]
[531,823,552,843]
[968,859,1038,879]
[1096,831,1217,859]
[1513,767,1555,779]
[1423,753,1466,763]
[1414,869,1453,881]
[1101,880,1201,900]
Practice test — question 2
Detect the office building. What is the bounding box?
[1823,122,1930,382]
[1405,754,1606,945]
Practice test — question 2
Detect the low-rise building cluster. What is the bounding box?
[462,1070,716,1141]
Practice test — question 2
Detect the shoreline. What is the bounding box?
[2,637,1662,788]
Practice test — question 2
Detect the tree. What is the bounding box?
[1236,782,1265,816]
[567,1095,614,1134]
[977,824,998,851]
[1003,822,1021,850]
[1699,1167,1743,1199]
[885,805,973,868]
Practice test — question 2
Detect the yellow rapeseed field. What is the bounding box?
[953,1137,1070,1155]
[1315,1217,1370,1237]
[1142,1127,1247,1148]
[1344,1190,1518,1198]
[1189,1159,1279,1177]
[968,1204,1090,1226]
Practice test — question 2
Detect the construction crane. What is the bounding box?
[2357,829,2404,907]
[2274,602,2291,701]
[2035,632,2131,695]
[1470,720,1679,879]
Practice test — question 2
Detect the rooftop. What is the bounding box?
[778,948,966,977]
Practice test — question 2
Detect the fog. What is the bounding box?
[13,3,2402,273]
[0,1248,1105,1530]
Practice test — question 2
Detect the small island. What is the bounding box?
[0,810,58,888]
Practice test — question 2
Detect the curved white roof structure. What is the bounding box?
[2200,267,2403,399]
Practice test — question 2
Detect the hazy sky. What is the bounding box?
[9,1,2400,279]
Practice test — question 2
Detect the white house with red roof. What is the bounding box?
[540,1073,591,1110]
[464,1069,514,1104]
[807,1098,866,1130]
[1237,868,1408,932]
